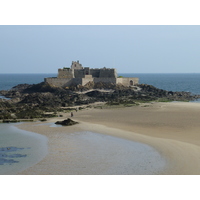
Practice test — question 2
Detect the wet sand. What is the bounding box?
[16,123,166,175]
[17,102,200,175]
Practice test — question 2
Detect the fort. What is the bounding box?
[45,60,139,87]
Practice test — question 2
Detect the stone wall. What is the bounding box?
[82,75,93,86]
[72,78,83,86]
[84,67,90,75]
[93,77,117,84]
[45,77,84,87]
[99,68,117,78]
[45,77,139,87]
[45,78,73,87]
[117,77,139,86]
[74,69,85,78]
[90,69,101,77]
[57,68,74,78]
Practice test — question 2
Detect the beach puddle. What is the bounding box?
[0,124,48,175]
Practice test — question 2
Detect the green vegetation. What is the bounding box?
[16,108,44,119]
[134,99,154,103]
[124,103,138,107]
[39,118,47,122]
[105,100,138,108]
[157,98,173,102]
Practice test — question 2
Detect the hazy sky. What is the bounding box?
[1,25,200,73]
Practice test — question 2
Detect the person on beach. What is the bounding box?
[71,112,73,117]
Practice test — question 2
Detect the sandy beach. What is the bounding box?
[16,102,200,175]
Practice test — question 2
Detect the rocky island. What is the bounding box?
[0,61,200,121]
[0,80,199,122]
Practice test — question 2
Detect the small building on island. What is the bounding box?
[45,60,139,87]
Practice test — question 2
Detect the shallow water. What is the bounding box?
[0,123,48,175]
[34,122,167,174]
[0,122,166,175]
[59,131,166,175]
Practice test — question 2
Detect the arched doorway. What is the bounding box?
[130,80,133,86]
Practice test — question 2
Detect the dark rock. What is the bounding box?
[11,84,31,91]
[1,81,200,121]
[55,118,79,126]
[2,119,20,123]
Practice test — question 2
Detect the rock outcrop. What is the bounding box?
[0,81,200,120]
[55,118,79,126]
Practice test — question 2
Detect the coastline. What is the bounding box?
[16,101,200,175]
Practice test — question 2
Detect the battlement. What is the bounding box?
[58,61,117,79]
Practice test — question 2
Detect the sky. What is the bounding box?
[1,25,200,74]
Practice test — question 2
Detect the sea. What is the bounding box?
[0,73,200,174]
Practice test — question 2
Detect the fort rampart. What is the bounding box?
[45,60,139,87]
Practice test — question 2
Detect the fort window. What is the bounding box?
[130,80,133,86]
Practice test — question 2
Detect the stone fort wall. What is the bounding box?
[45,77,83,88]
[117,77,139,86]
[44,78,74,87]
[45,77,139,87]
[81,75,94,86]
[58,67,117,79]
[57,68,74,78]
[45,60,139,87]
[94,77,117,84]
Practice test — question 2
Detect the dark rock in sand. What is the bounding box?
[55,118,79,126]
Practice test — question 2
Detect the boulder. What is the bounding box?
[55,118,79,126]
